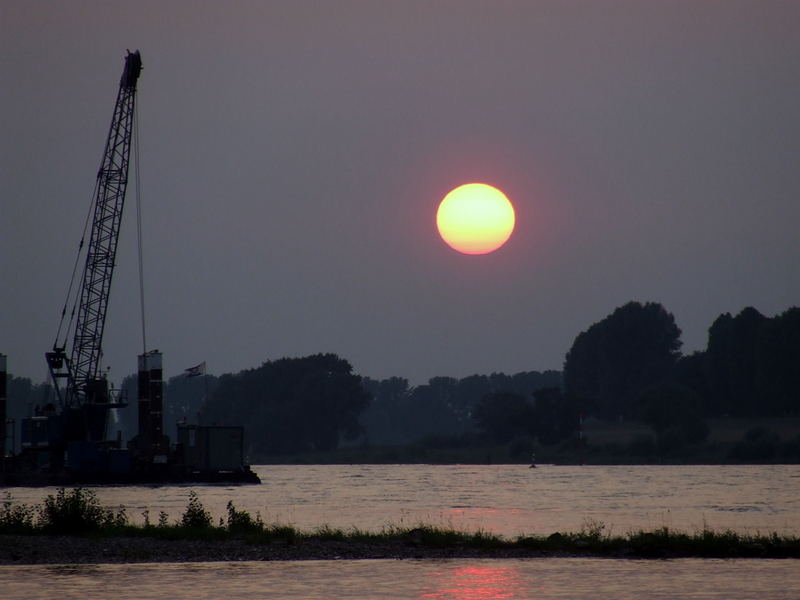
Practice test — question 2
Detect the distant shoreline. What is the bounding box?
[250,416,800,466]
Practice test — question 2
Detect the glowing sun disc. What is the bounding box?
[436,183,515,255]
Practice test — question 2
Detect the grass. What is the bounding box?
[2,489,799,558]
[516,520,800,558]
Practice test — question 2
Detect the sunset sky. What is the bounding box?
[2,1,799,385]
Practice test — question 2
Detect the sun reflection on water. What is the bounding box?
[420,565,528,599]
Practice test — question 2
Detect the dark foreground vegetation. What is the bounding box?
[1,489,798,564]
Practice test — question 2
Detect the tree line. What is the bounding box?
[3,301,798,458]
[360,371,562,446]
[564,302,800,420]
[561,301,800,454]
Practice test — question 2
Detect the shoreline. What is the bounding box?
[0,534,550,564]
[2,533,798,565]
[3,489,798,565]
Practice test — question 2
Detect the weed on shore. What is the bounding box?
[2,488,798,558]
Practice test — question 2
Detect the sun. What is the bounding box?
[436,183,515,255]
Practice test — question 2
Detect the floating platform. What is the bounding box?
[0,422,262,487]
[0,457,261,487]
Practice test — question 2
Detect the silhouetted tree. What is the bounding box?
[755,307,800,416]
[202,353,369,455]
[359,370,562,446]
[531,387,579,445]
[705,307,766,416]
[564,301,682,419]
[360,376,412,445]
[394,377,469,441]
[473,392,535,443]
[638,381,709,444]
[701,306,800,417]
[673,351,710,414]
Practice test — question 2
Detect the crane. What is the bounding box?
[46,50,142,443]
[2,50,258,485]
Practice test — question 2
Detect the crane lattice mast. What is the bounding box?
[47,51,142,409]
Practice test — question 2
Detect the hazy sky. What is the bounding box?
[2,1,799,386]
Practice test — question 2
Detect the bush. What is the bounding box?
[180,492,212,529]
[0,493,36,533]
[226,501,263,534]
[38,488,127,533]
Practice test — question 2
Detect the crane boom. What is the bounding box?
[47,51,142,411]
[70,50,142,404]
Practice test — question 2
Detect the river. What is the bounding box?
[6,464,799,535]
[2,558,799,599]
[2,464,798,598]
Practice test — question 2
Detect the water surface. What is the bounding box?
[5,465,799,599]
[2,558,798,599]
[6,464,799,535]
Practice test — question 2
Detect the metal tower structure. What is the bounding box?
[47,51,142,413]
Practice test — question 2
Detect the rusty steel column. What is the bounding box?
[146,351,164,442]
[137,350,164,450]
[137,352,150,439]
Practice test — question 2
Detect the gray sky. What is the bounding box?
[2,1,799,386]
